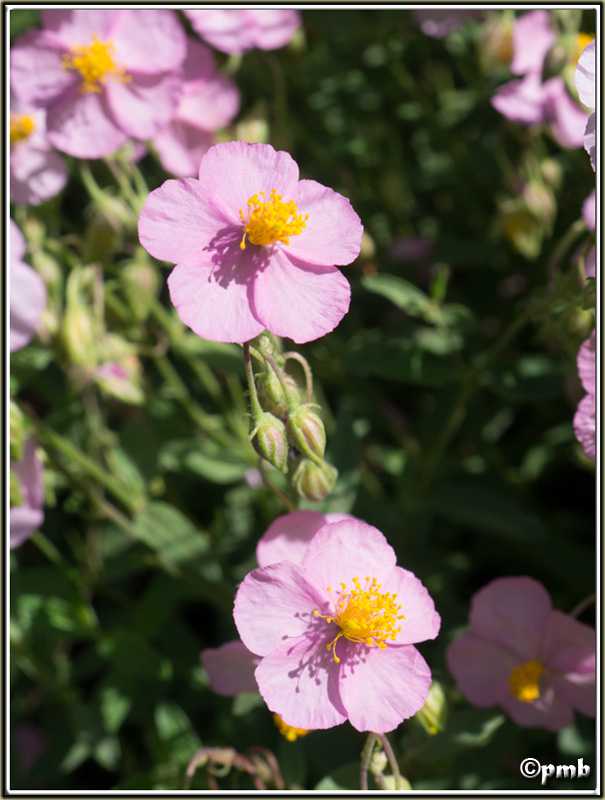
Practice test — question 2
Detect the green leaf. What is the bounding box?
[361,274,432,318]
[183,448,249,484]
[98,678,133,734]
[487,355,566,402]
[97,629,172,680]
[154,702,202,766]
[133,501,211,569]
[231,691,265,716]
[94,736,121,772]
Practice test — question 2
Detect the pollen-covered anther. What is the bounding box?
[314,576,405,663]
[10,113,35,144]
[239,189,309,249]
[62,34,131,93]
[508,659,547,702]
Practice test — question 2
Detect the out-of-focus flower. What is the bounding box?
[491,10,590,149]
[413,9,483,39]
[10,438,45,549]
[233,519,440,732]
[10,95,67,205]
[152,39,240,177]
[575,39,596,169]
[447,577,595,731]
[582,189,596,278]
[574,331,596,461]
[201,640,261,696]
[11,9,186,158]
[138,141,362,344]
[184,9,301,55]
[10,219,46,352]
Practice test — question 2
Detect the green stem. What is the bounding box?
[258,459,296,512]
[243,342,263,419]
[569,593,595,619]
[264,352,300,410]
[360,733,378,791]
[282,351,313,403]
[377,733,404,790]
[30,531,67,568]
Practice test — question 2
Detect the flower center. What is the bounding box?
[239,189,308,250]
[273,714,309,742]
[10,113,35,144]
[575,32,595,64]
[508,659,546,702]
[62,35,130,94]
[314,576,405,663]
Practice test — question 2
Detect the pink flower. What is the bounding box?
[413,9,483,39]
[10,94,67,205]
[10,10,186,159]
[575,39,596,170]
[233,519,440,732]
[11,438,45,549]
[201,640,261,696]
[447,577,595,731]
[138,141,362,344]
[10,220,46,352]
[152,39,240,177]
[574,331,596,461]
[184,9,301,55]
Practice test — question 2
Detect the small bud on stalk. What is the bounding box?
[256,364,300,418]
[250,412,289,473]
[415,680,448,735]
[287,404,326,466]
[293,458,338,502]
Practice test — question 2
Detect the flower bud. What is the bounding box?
[256,365,300,418]
[250,412,289,472]
[415,680,447,735]
[122,255,160,322]
[10,401,25,463]
[287,404,326,466]
[61,305,97,367]
[293,458,337,502]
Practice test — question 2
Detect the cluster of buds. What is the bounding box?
[244,335,338,503]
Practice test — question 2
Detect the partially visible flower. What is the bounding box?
[152,39,240,178]
[184,9,301,55]
[575,39,596,169]
[273,714,309,742]
[10,9,186,159]
[10,438,45,549]
[574,330,596,461]
[233,519,440,733]
[201,640,261,696]
[10,94,67,205]
[10,219,46,352]
[138,141,362,344]
[447,577,595,731]
[413,9,483,39]
[582,189,596,278]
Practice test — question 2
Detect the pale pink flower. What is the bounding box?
[574,331,596,461]
[447,577,595,731]
[152,39,240,178]
[184,9,301,55]
[10,220,46,352]
[575,39,596,170]
[10,94,67,206]
[11,438,45,549]
[10,10,186,159]
[138,141,362,344]
[413,9,483,39]
[233,519,440,732]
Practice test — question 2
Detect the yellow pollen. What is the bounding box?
[62,35,131,94]
[10,113,35,144]
[273,714,309,742]
[239,189,308,250]
[313,576,405,663]
[575,33,595,64]
[508,659,546,703]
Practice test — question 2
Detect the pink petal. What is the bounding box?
[413,9,482,38]
[10,219,26,262]
[385,567,441,645]
[446,631,519,707]
[42,9,117,46]
[111,10,186,74]
[256,510,355,568]
[185,10,254,55]
[550,673,595,719]
[251,249,350,344]
[166,246,265,344]
[182,39,216,84]
[254,634,348,730]
[10,261,46,352]
[541,610,595,675]
[284,179,363,267]
[10,30,77,106]
[11,140,68,206]
[584,113,596,170]
[574,393,596,461]
[198,141,300,226]
[491,74,547,125]
[46,88,128,158]
[302,519,397,600]
[575,39,595,109]
[10,507,44,549]
[583,189,596,231]
[246,9,301,51]
[12,439,45,510]
[177,75,240,132]
[339,644,431,732]
[153,121,215,178]
[585,246,596,278]
[233,561,325,657]
[510,10,555,76]
[577,330,596,395]
[200,640,261,696]
[138,177,227,263]
[105,71,182,141]
[542,77,588,149]
[500,683,574,731]
[468,577,552,657]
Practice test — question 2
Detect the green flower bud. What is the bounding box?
[293,458,337,502]
[61,305,97,367]
[415,680,447,735]
[10,401,25,463]
[256,365,301,418]
[250,412,289,472]
[122,253,160,322]
[10,468,24,509]
[287,404,326,466]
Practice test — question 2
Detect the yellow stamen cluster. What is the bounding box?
[10,113,35,144]
[314,576,405,663]
[273,714,309,742]
[508,659,546,703]
[575,33,595,64]
[62,35,130,94]
[239,189,308,250]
